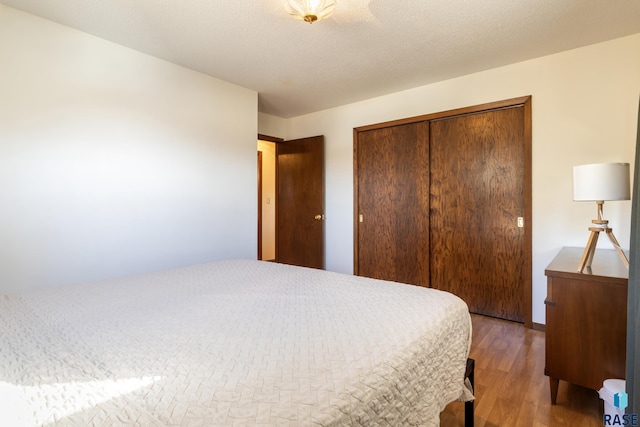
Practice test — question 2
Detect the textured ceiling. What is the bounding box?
[2,0,640,118]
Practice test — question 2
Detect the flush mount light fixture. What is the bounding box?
[285,0,336,24]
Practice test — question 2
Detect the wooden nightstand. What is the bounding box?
[544,247,628,404]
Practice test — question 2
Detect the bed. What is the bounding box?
[0,259,473,426]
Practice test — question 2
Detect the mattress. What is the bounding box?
[0,259,472,426]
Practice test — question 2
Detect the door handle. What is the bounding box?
[314,214,325,220]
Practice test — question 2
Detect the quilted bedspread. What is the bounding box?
[0,259,472,426]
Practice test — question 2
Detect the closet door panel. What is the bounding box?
[355,122,430,287]
[430,107,526,321]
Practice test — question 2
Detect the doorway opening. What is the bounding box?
[258,138,277,261]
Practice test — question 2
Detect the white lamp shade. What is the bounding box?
[573,162,631,201]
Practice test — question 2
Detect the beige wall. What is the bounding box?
[3,2,636,323]
[259,33,640,324]
[257,140,276,260]
[258,113,288,140]
[0,6,258,293]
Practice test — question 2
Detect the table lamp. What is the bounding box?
[573,162,630,272]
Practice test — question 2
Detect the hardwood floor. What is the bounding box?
[441,314,604,426]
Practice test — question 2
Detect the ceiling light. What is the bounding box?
[285,0,336,24]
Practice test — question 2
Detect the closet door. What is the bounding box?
[429,107,526,322]
[355,122,430,286]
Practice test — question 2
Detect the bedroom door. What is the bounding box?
[355,122,430,286]
[276,136,325,269]
[429,106,527,322]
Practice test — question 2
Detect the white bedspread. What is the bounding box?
[0,259,472,426]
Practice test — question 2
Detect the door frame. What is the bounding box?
[353,96,533,328]
[258,134,284,261]
[258,151,262,260]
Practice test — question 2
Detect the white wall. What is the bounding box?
[258,112,287,140]
[260,34,640,325]
[0,6,258,294]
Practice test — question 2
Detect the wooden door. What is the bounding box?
[429,106,526,322]
[355,122,430,286]
[276,136,325,269]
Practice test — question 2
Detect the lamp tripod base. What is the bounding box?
[577,225,629,273]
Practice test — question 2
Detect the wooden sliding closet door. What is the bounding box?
[429,107,526,322]
[355,122,430,286]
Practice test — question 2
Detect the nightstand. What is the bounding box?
[544,247,627,404]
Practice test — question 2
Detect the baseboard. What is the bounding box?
[532,322,546,332]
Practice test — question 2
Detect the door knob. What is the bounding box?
[314,214,325,220]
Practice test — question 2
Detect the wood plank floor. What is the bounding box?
[441,314,604,427]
